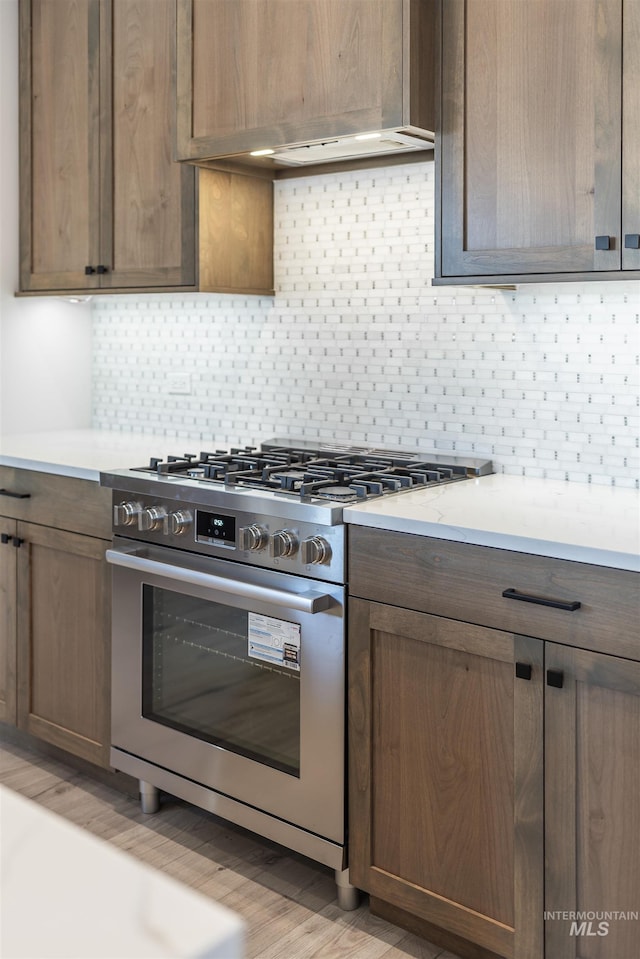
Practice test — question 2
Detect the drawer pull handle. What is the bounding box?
[515,662,532,681]
[547,670,564,688]
[0,488,31,499]
[502,588,581,612]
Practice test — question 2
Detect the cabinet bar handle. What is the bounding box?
[0,488,31,499]
[502,588,581,612]
[624,234,640,249]
[515,662,532,680]
[546,670,564,688]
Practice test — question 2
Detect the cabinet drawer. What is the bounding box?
[349,527,640,660]
[0,467,111,540]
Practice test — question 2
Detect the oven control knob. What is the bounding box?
[269,529,298,559]
[138,506,168,533]
[113,500,142,527]
[239,524,268,551]
[169,510,193,536]
[301,536,332,566]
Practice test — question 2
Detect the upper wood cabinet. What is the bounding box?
[622,0,640,271]
[19,0,274,297]
[175,0,436,166]
[436,0,640,284]
[19,0,196,294]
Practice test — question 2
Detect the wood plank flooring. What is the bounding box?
[0,736,464,959]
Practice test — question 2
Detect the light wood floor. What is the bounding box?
[0,736,464,959]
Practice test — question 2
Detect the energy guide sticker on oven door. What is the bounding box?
[248,613,301,671]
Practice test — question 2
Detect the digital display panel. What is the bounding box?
[195,510,236,547]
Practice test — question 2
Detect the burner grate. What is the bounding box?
[129,443,483,503]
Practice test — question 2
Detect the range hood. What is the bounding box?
[176,1,437,175]
[257,131,433,168]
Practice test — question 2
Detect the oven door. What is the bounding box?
[107,538,345,843]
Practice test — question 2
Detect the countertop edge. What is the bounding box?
[0,454,100,482]
[344,512,640,573]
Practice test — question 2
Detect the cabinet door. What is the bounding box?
[545,644,640,959]
[102,0,196,289]
[19,0,102,292]
[19,0,196,294]
[0,518,17,726]
[16,523,110,768]
[349,599,544,959]
[437,0,623,280]
[622,0,640,270]
[177,0,405,161]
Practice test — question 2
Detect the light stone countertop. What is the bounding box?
[0,784,245,959]
[344,473,640,572]
[0,429,181,481]
[1,431,637,572]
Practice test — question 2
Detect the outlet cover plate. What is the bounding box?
[167,372,191,395]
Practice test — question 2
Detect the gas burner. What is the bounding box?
[128,441,491,504]
[314,485,367,502]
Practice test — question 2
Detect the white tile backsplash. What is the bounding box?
[92,160,640,488]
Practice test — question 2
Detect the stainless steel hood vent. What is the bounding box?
[269,132,433,167]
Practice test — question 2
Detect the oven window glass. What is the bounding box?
[141,586,301,777]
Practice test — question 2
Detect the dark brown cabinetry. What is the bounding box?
[0,469,112,769]
[348,527,640,959]
[175,0,435,167]
[436,0,640,284]
[19,0,197,294]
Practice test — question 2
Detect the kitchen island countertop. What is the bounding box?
[0,784,245,959]
[344,473,640,572]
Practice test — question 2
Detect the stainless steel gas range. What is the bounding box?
[100,440,492,907]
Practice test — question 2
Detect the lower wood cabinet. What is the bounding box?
[0,470,111,768]
[0,516,18,726]
[348,527,640,959]
[349,598,544,959]
[544,644,640,959]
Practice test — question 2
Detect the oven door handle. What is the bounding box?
[105,548,333,614]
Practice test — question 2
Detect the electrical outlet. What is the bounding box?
[167,372,192,395]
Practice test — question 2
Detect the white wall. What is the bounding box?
[0,0,92,435]
[92,162,640,489]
